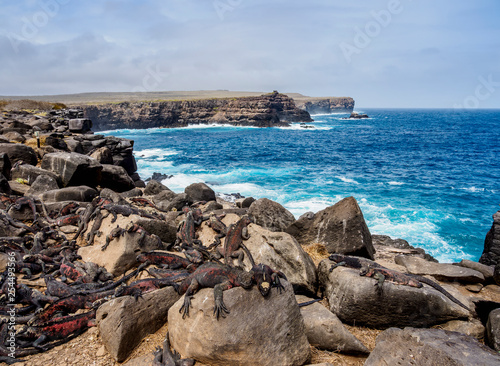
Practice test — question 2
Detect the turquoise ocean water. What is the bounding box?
[99,109,500,263]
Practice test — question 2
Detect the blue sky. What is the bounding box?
[0,0,499,108]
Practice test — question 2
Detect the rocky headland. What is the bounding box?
[1,106,500,366]
[81,92,313,131]
[293,97,355,115]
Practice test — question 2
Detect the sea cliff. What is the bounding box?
[82,91,313,131]
[294,96,355,114]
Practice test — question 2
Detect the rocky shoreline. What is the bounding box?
[1,107,500,366]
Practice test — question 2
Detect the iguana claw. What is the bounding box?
[214,298,229,320]
[180,295,193,319]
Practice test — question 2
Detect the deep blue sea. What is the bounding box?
[99,109,500,263]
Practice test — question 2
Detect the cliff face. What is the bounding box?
[294,97,355,114]
[82,92,312,131]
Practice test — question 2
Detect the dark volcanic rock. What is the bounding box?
[68,118,92,133]
[89,147,113,164]
[480,211,500,266]
[286,196,375,259]
[40,185,98,203]
[247,198,296,232]
[26,174,59,196]
[0,173,11,194]
[45,133,69,151]
[0,152,12,180]
[365,327,500,366]
[144,179,169,196]
[487,308,500,351]
[41,152,102,188]
[0,143,38,166]
[100,164,135,192]
[11,163,61,186]
[184,182,216,202]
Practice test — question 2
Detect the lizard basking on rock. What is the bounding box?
[176,262,254,320]
[251,263,287,297]
[16,309,96,351]
[152,332,194,366]
[137,251,198,271]
[329,254,471,311]
[206,212,227,249]
[174,208,204,250]
[220,215,255,268]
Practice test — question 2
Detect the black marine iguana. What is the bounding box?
[328,254,471,311]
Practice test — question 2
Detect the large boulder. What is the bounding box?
[286,196,375,259]
[297,295,368,354]
[455,259,494,281]
[68,118,92,133]
[318,259,470,329]
[26,174,59,196]
[439,319,485,340]
[45,133,69,151]
[184,182,216,202]
[487,308,500,351]
[78,214,164,276]
[0,173,11,194]
[365,327,500,366]
[0,153,12,180]
[395,255,485,283]
[40,186,98,203]
[247,198,296,232]
[100,164,135,193]
[135,217,177,245]
[11,163,61,186]
[96,287,180,362]
[41,152,102,188]
[144,179,170,196]
[480,211,500,266]
[198,214,317,294]
[0,143,38,166]
[168,281,311,366]
[89,146,113,164]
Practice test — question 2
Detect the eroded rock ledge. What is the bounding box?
[82,91,313,131]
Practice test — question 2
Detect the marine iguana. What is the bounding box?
[329,254,471,311]
[174,209,204,250]
[16,309,96,350]
[220,215,255,268]
[9,196,39,222]
[206,212,227,249]
[101,203,159,223]
[176,262,254,319]
[101,222,163,252]
[251,263,287,297]
[137,251,197,271]
[152,332,195,366]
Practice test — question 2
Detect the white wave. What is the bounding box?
[310,112,350,117]
[459,187,485,193]
[277,123,332,131]
[184,123,259,129]
[285,197,340,218]
[135,148,178,159]
[160,173,204,192]
[388,181,405,186]
[336,175,359,184]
